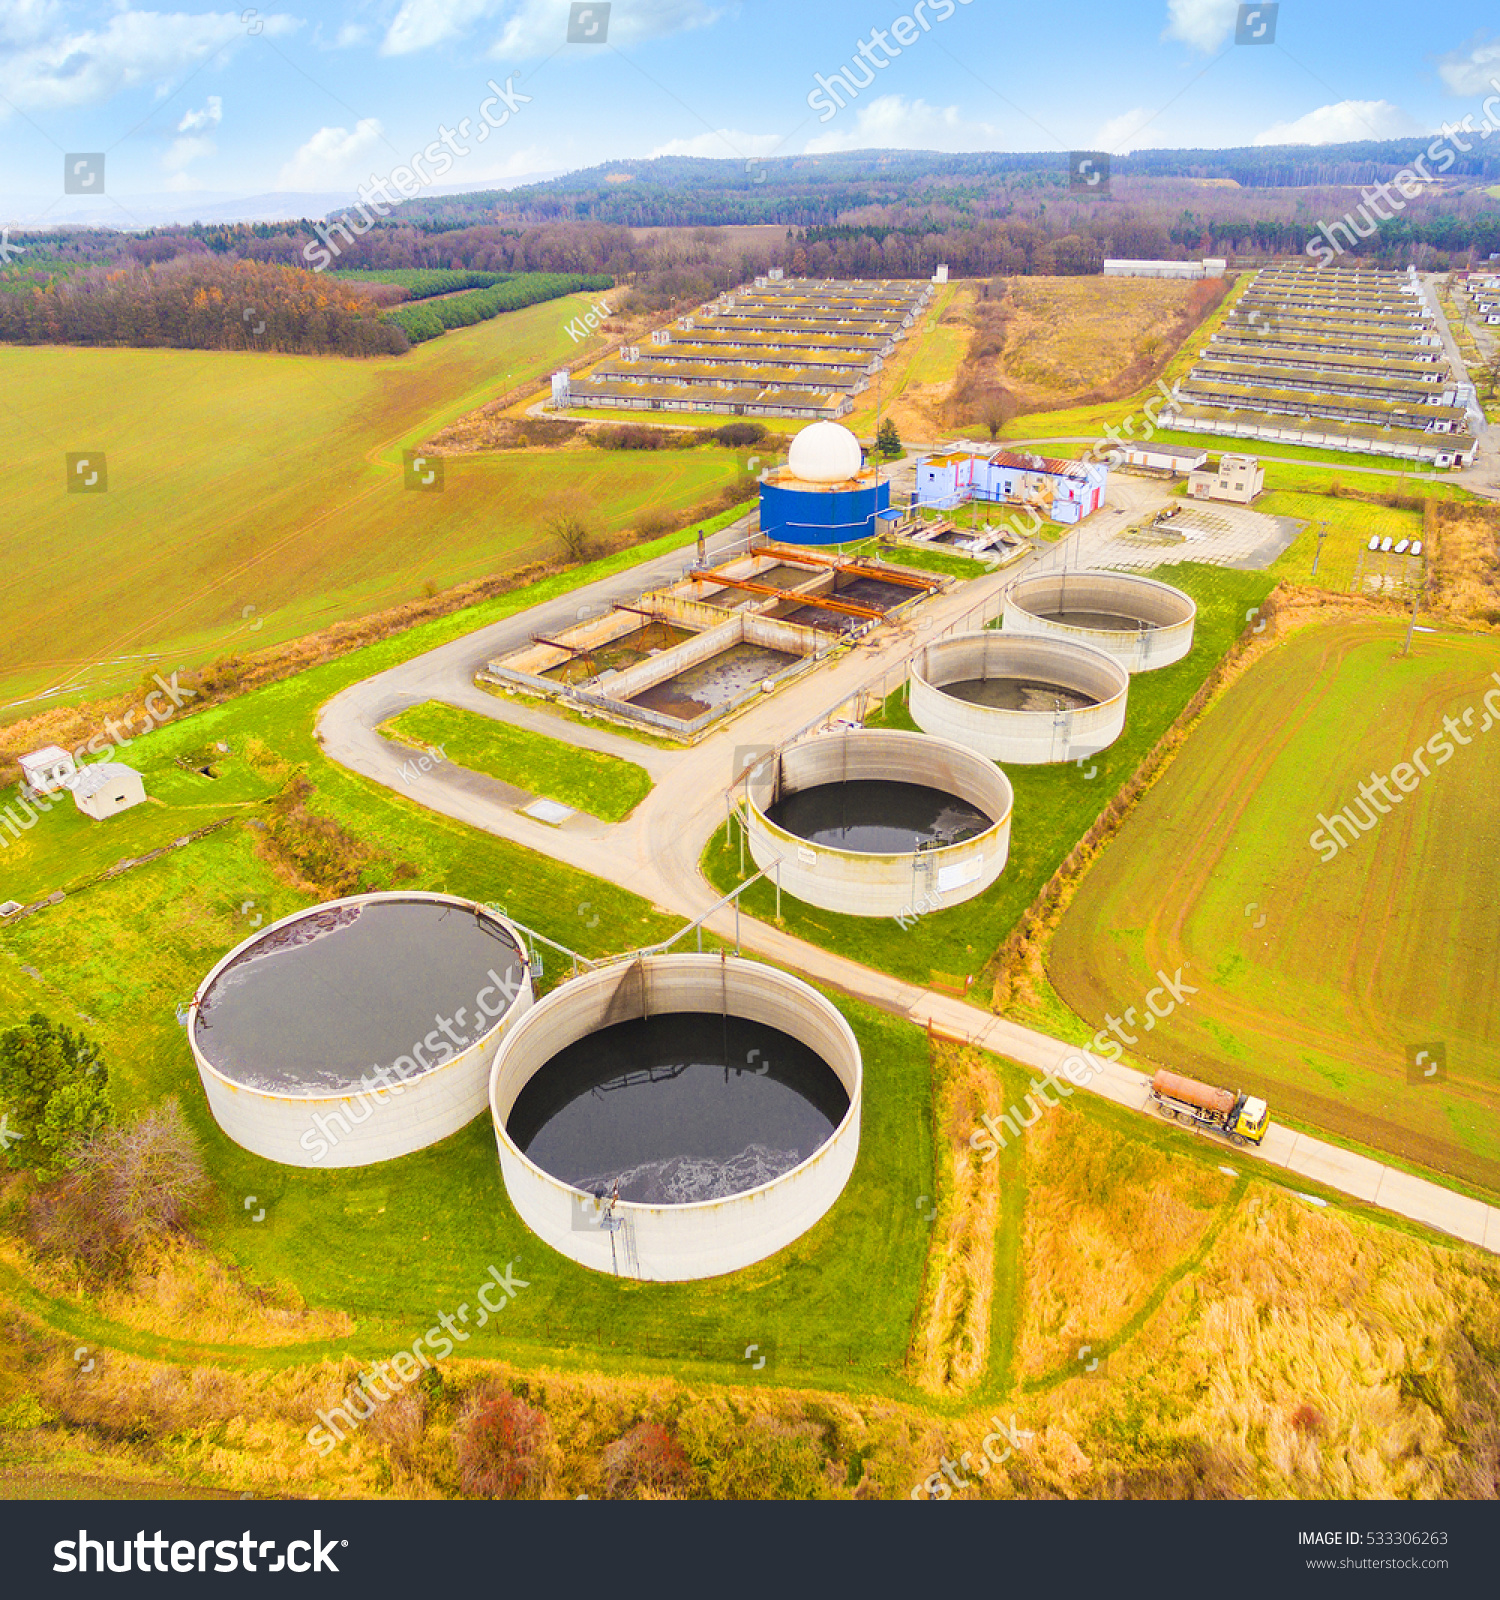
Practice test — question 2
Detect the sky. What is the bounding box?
[1,0,1499,223]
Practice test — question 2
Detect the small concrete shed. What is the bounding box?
[70,762,146,820]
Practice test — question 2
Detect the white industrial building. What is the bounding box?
[1103,258,1226,280]
[913,449,1109,524]
[1187,453,1266,504]
[69,762,146,820]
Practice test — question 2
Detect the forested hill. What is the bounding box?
[377,142,1500,230]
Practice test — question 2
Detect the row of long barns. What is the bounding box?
[564,277,933,419]
[1161,264,1481,468]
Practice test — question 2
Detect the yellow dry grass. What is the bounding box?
[906,1042,1002,1394]
[956,1185,1500,1499]
[1428,500,1500,629]
[1000,276,1201,407]
[1015,1109,1234,1379]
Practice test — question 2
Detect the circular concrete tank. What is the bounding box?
[1002,570,1195,671]
[909,631,1130,764]
[742,728,1012,918]
[489,955,862,1281]
[190,892,534,1168]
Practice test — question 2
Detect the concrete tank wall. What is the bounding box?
[190,893,534,1169]
[743,728,1012,918]
[1002,570,1195,672]
[489,955,862,1282]
[909,631,1129,764]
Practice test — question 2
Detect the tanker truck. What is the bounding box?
[1148,1069,1269,1146]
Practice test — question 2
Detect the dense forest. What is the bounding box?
[0,257,409,355]
[0,256,614,356]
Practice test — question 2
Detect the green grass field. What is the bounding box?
[875,543,988,580]
[381,701,652,822]
[1047,618,1500,1195]
[1261,491,1425,591]
[0,295,741,713]
[703,562,1275,1002]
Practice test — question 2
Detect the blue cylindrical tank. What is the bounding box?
[759,476,891,545]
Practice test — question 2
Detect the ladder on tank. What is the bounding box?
[600,1185,641,1278]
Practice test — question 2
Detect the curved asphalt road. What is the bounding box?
[317,520,1500,1256]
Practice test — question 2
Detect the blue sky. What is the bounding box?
[2,0,1499,217]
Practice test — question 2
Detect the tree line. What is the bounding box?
[0,256,409,355]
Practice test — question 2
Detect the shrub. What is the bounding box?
[454,1391,549,1498]
[595,424,667,451]
[601,1421,698,1497]
[713,421,767,448]
[71,1096,209,1236]
[547,509,594,561]
[678,1406,829,1499]
[28,1097,209,1274]
[632,508,676,540]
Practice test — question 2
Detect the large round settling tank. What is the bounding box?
[190,892,534,1168]
[909,631,1130,764]
[489,955,862,1281]
[743,728,1012,917]
[1002,570,1195,671]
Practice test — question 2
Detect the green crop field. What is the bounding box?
[0,293,740,713]
[1048,618,1500,1196]
[381,701,652,822]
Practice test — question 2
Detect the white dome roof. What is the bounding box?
[787,421,863,484]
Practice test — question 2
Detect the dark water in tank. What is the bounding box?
[193,901,525,1094]
[766,779,991,852]
[1038,608,1153,632]
[507,1014,850,1204]
[941,675,1099,712]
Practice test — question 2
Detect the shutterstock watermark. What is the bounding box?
[808,0,973,123]
[1,672,199,850]
[910,1414,1033,1499]
[297,964,528,1161]
[305,1261,529,1455]
[969,967,1197,1161]
[1308,672,1500,861]
[1307,81,1500,263]
[303,77,532,271]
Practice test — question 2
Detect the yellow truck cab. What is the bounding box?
[1230,1094,1269,1146]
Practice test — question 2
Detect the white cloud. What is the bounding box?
[1252,100,1423,146]
[0,9,297,111]
[335,23,369,48]
[1436,35,1500,96]
[1161,0,1238,53]
[1094,108,1174,154]
[494,0,717,58]
[381,0,496,56]
[803,95,995,155]
[165,93,221,172]
[648,129,783,160]
[277,118,385,188]
[177,94,222,134]
[379,0,718,59]
[0,0,61,47]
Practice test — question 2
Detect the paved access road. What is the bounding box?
[317,516,1500,1258]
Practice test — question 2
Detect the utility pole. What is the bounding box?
[1402,560,1424,657]
[1311,519,1329,576]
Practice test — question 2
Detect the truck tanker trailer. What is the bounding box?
[1148,1069,1269,1146]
